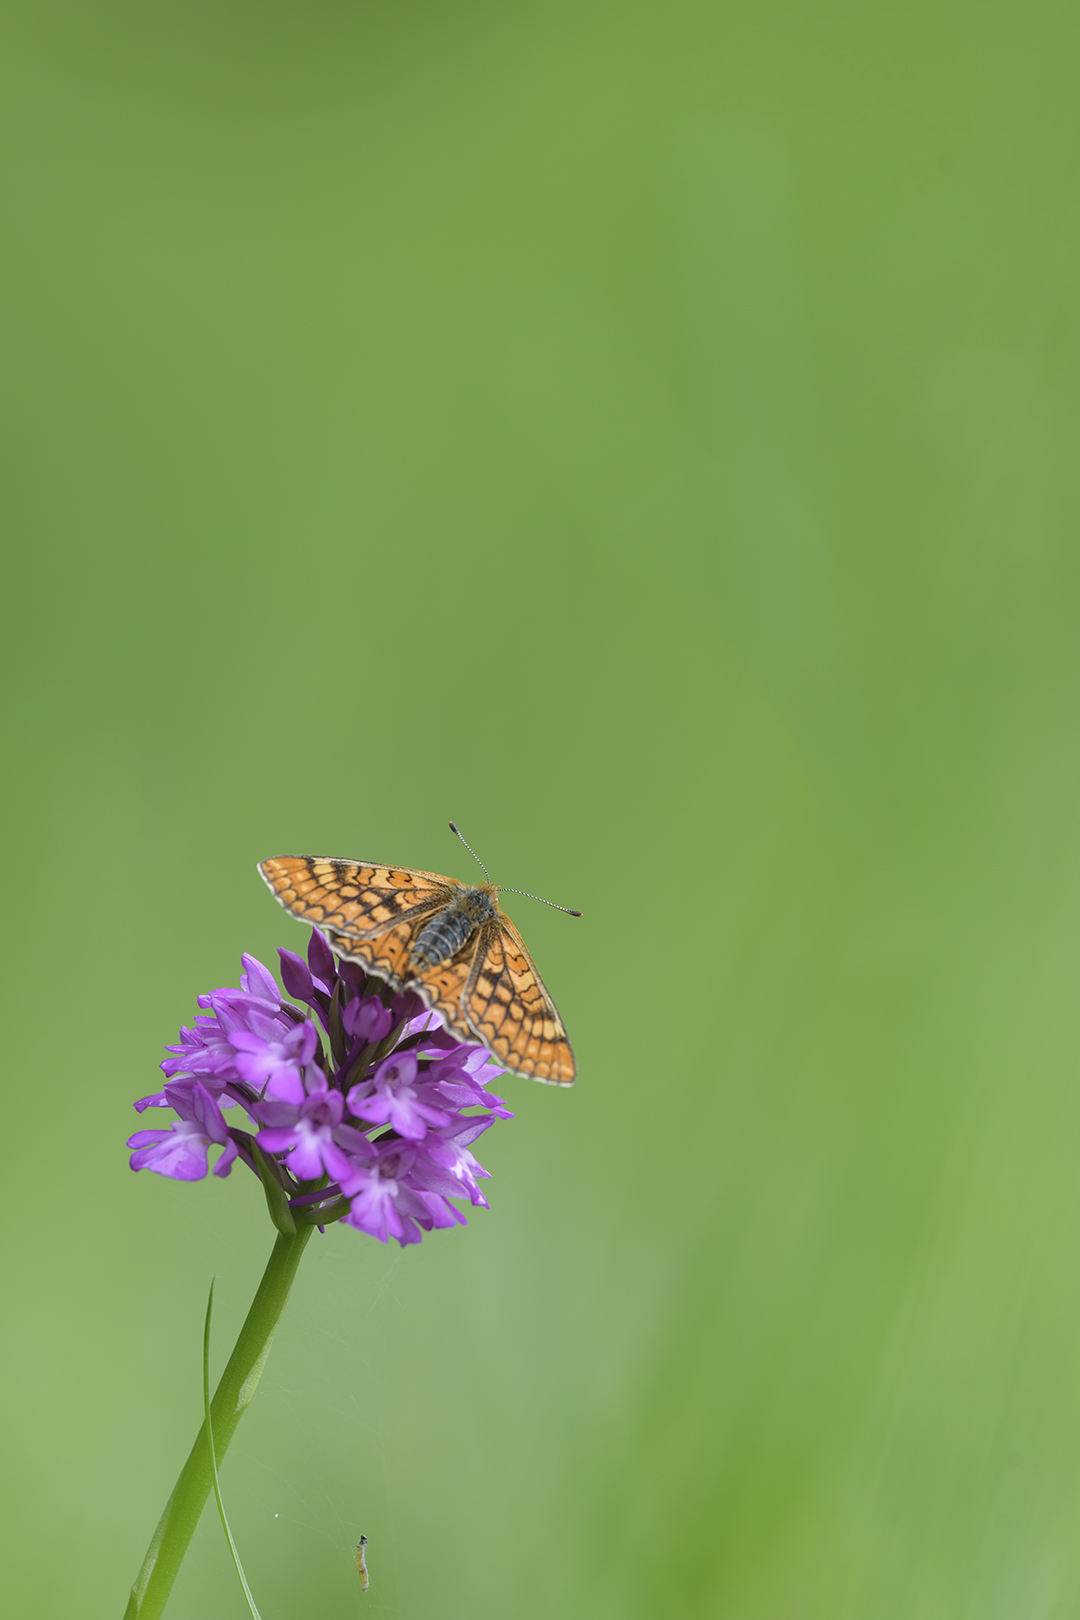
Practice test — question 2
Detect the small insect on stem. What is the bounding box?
[355,1533,369,1592]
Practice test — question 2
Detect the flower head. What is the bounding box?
[129,932,513,1246]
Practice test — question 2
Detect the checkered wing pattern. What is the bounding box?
[259,855,455,938]
[464,913,575,1084]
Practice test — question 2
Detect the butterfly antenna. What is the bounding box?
[501,887,583,917]
[448,821,491,884]
[450,821,583,915]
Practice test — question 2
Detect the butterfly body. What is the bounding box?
[412,884,499,967]
[258,855,576,1084]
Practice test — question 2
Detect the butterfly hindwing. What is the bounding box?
[411,951,483,1044]
[465,914,576,1084]
[325,920,436,995]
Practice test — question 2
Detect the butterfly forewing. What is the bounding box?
[259,856,456,935]
[465,915,576,1084]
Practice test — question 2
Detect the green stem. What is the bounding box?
[123,1224,314,1620]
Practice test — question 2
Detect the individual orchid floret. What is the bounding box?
[229,1016,319,1105]
[255,1075,369,1183]
[161,1017,239,1085]
[340,1141,464,1245]
[127,1080,239,1181]
[340,1153,419,1245]
[400,1141,478,1218]
[425,1052,514,1119]
[424,1115,496,1206]
[346,1050,453,1141]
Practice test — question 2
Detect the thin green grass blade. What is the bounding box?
[204,1279,265,1620]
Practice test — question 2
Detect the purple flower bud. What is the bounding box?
[342,994,393,1045]
[336,957,368,996]
[277,948,316,1005]
[307,927,337,991]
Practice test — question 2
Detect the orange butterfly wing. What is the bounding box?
[408,952,483,1044]
[464,912,576,1085]
[259,855,455,941]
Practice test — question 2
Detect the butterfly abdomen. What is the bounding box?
[411,887,498,970]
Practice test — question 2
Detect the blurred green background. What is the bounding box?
[4,0,1080,1615]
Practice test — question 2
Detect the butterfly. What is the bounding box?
[258,825,578,1084]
